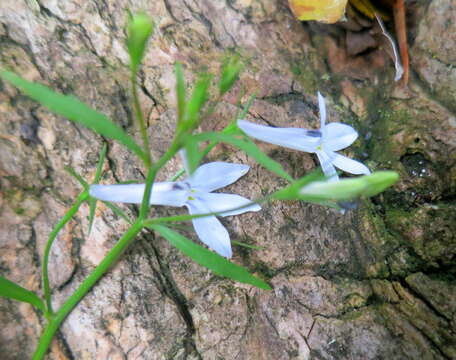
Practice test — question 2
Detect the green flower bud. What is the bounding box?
[127,13,154,72]
[219,56,243,96]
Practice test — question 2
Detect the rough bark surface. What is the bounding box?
[1,0,455,359]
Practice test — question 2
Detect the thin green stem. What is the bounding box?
[231,240,264,250]
[42,191,89,315]
[131,71,152,168]
[139,140,181,220]
[168,168,185,181]
[33,221,144,360]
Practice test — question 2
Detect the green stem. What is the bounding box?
[42,191,89,315]
[168,168,185,181]
[131,71,151,168]
[33,221,144,360]
[139,140,181,220]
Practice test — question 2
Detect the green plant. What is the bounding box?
[0,13,398,359]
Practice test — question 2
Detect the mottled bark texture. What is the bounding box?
[1,0,455,359]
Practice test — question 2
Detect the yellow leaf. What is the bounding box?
[288,0,348,23]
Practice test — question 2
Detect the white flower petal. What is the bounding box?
[199,193,261,217]
[90,184,146,203]
[237,120,320,153]
[188,162,250,192]
[89,182,188,206]
[332,153,371,175]
[186,199,232,258]
[316,151,339,182]
[318,92,327,129]
[323,123,358,151]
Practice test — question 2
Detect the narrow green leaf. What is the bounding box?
[183,138,200,174]
[151,225,271,290]
[0,70,146,161]
[232,240,264,251]
[88,143,109,234]
[273,170,324,200]
[234,93,256,126]
[94,143,107,184]
[168,169,185,181]
[219,56,243,96]
[195,94,257,162]
[0,276,45,312]
[64,166,89,189]
[87,198,97,234]
[184,74,212,131]
[191,132,293,181]
[103,201,133,224]
[127,13,154,73]
[175,63,186,125]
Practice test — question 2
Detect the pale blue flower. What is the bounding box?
[90,162,261,258]
[237,92,370,182]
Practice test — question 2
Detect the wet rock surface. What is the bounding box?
[1,0,455,359]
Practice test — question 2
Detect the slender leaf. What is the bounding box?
[232,240,264,251]
[183,137,200,174]
[169,169,185,181]
[0,70,146,161]
[0,276,45,312]
[94,143,107,184]
[64,166,89,189]
[175,63,186,125]
[234,93,256,125]
[219,56,243,95]
[88,143,108,234]
[103,201,133,224]
[273,170,324,200]
[196,94,257,162]
[184,74,212,131]
[191,132,293,181]
[87,198,98,235]
[151,225,271,290]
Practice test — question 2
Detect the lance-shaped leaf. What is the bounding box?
[88,143,108,234]
[0,70,146,162]
[150,225,271,290]
[0,276,45,312]
[219,56,243,96]
[191,132,293,181]
[183,73,212,131]
[175,63,187,125]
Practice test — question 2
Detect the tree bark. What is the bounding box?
[1,0,455,359]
